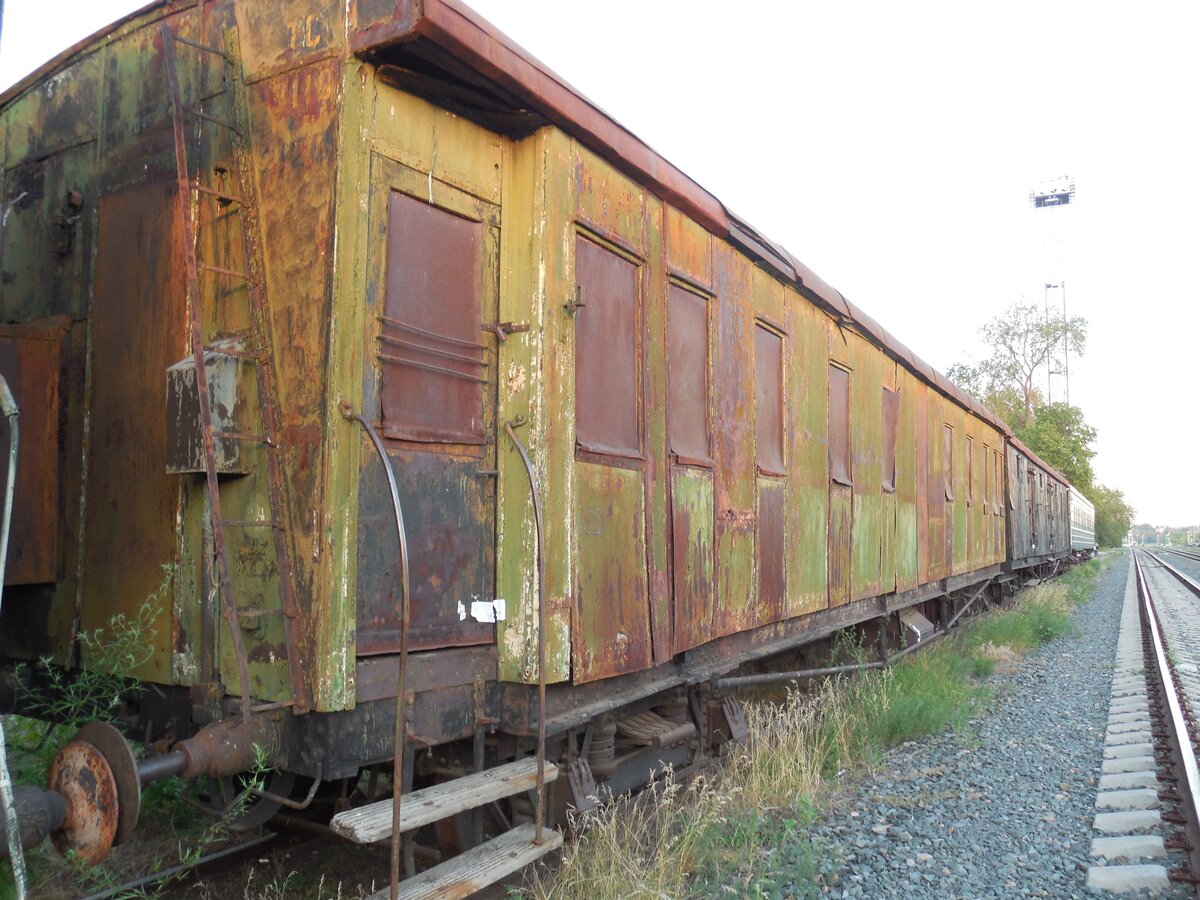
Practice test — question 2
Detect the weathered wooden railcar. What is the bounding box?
[0,0,1077,887]
[1006,438,1072,570]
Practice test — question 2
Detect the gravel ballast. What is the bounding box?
[804,553,1193,898]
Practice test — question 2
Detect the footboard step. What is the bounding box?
[331,758,559,844]
[365,823,563,900]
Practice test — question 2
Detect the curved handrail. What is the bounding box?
[503,419,548,844]
[340,404,411,900]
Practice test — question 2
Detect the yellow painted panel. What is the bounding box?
[785,297,828,616]
[371,84,504,206]
[497,129,573,684]
[575,145,646,252]
[666,206,712,285]
[850,332,882,601]
[572,463,652,682]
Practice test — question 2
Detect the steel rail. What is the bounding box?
[1145,549,1200,599]
[1133,549,1200,883]
[1158,546,1200,567]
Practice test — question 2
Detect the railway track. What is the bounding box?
[1091,549,1200,891]
[1159,547,1200,565]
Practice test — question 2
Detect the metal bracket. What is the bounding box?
[721,695,749,742]
[565,758,597,813]
[481,321,530,342]
[564,286,586,317]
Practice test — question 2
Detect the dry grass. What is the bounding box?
[529,771,726,899]
[528,565,1106,898]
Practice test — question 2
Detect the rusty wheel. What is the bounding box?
[74,722,141,846]
[48,740,119,864]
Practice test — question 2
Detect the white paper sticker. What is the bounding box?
[470,598,506,623]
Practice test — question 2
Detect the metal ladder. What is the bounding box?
[161,24,309,717]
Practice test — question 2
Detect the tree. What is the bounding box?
[1016,402,1096,492]
[1091,484,1135,548]
[945,363,1030,431]
[951,302,1087,429]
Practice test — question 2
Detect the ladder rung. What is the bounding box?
[240,607,284,621]
[248,699,294,714]
[198,263,254,281]
[380,824,562,900]
[331,759,559,844]
[184,106,241,134]
[172,34,234,64]
[194,183,249,206]
[213,429,272,445]
[204,344,263,362]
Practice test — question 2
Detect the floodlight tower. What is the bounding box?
[1029,176,1075,405]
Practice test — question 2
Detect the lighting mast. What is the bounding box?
[1029,176,1075,406]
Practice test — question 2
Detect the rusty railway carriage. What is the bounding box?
[1007,437,1072,569]
[0,0,1081,888]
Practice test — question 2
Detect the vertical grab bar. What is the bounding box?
[503,419,548,844]
[340,404,410,900]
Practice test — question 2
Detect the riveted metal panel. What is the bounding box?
[667,284,710,462]
[235,0,342,83]
[881,491,897,593]
[880,374,899,592]
[828,358,853,608]
[711,245,754,636]
[81,181,182,684]
[381,190,486,445]
[754,324,784,475]
[575,146,647,254]
[670,467,714,653]
[574,234,641,458]
[1,143,96,322]
[573,463,651,682]
[757,479,785,623]
[362,154,499,656]
[356,451,494,652]
[0,318,70,584]
[665,206,712,286]
[924,390,944,582]
[785,299,827,616]
[850,335,881,601]
[829,485,852,607]
[895,367,919,593]
[828,365,850,486]
[882,387,899,493]
[494,128,571,685]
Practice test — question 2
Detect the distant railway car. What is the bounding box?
[0,0,1081,889]
[1006,438,1071,570]
[1069,485,1097,556]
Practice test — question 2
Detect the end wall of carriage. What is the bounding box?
[0,0,349,709]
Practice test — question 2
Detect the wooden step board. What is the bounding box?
[331,757,559,844]
[366,823,562,900]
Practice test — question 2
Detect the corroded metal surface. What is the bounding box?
[670,468,714,653]
[0,10,1090,883]
[74,722,140,846]
[0,318,69,584]
[48,740,118,864]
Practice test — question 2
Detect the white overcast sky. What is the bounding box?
[2,1,1197,526]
